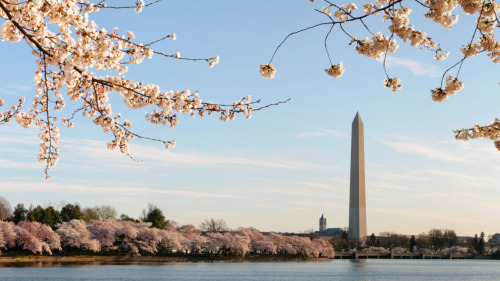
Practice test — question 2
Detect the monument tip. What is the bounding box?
[353,112,363,123]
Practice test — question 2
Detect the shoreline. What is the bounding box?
[0,255,497,265]
[0,255,330,264]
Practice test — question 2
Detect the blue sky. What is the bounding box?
[0,0,499,236]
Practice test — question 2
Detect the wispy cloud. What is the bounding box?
[62,138,337,171]
[425,169,498,190]
[381,140,465,162]
[293,128,349,139]
[291,201,346,209]
[0,182,246,199]
[258,204,311,211]
[1,81,33,95]
[0,159,39,169]
[370,182,413,191]
[263,189,314,197]
[0,134,38,145]
[422,213,487,225]
[420,191,453,198]
[370,208,409,215]
[382,56,441,78]
[296,181,338,190]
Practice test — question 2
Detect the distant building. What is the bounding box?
[319,214,327,232]
[315,214,342,236]
[489,233,500,243]
[317,228,342,236]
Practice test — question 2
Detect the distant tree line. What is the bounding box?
[329,227,494,255]
[0,196,169,229]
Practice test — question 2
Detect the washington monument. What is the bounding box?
[349,112,367,242]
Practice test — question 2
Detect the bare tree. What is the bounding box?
[0,196,12,220]
[82,207,100,224]
[199,218,228,232]
[94,205,118,220]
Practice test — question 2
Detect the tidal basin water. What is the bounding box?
[0,259,499,280]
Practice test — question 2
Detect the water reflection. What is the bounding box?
[0,260,499,281]
[349,259,368,270]
[0,261,175,268]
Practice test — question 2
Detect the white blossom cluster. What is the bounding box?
[0,97,23,125]
[384,77,402,92]
[455,118,500,151]
[424,0,460,29]
[335,4,358,21]
[208,56,220,69]
[0,0,253,177]
[355,32,399,59]
[260,63,277,79]
[324,63,345,78]
[430,76,464,102]
[478,34,500,63]
[386,7,439,53]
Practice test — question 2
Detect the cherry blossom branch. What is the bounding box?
[324,24,335,65]
[0,0,287,178]
[268,22,332,64]
[260,0,500,151]
[94,0,162,10]
[0,98,24,124]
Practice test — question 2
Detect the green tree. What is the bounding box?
[41,206,60,228]
[119,213,138,223]
[477,232,485,254]
[410,235,416,252]
[60,204,83,222]
[341,228,349,241]
[416,235,430,249]
[443,229,458,248]
[12,203,28,224]
[142,204,166,229]
[388,233,409,248]
[331,236,350,252]
[472,234,479,252]
[27,205,43,222]
[369,233,376,246]
[27,205,60,228]
[428,229,444,250]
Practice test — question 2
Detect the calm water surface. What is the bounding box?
[0,260,499,280]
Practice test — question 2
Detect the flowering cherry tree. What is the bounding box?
[0,0,286,179]
[261,0,500,150]
[312,238,335,258]
[0,218,334,257]
[56,219,100,252]
[16,221,61,254]
[0,221,17,254]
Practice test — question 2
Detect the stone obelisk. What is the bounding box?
[348,112,367,242]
